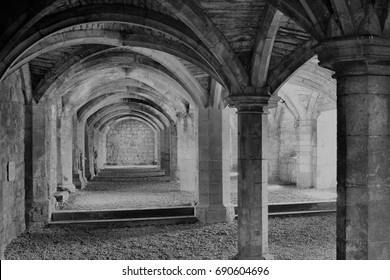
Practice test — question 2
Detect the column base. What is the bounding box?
[196,204,235,223]
[25,200,49,229]
[62,183,76,192]
[0,243,4,259]
[296,171,313,188]
[235,253,274,260]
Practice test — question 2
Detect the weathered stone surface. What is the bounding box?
[197,107,234,223]
[319,39,390,259]
[227,94,271,260]
[106,120,156,165]
[0,70,26,259]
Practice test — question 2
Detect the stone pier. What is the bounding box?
[227,95,272,260]
[319,38,390,259]
[196,107,235,223]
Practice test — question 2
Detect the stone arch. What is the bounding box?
[1,2,248,93]
[41,62,201,109]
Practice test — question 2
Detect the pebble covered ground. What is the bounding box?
[59,177,336,211]
[5,215,335,260]
[6,168,336,260]
[58,180,195,210]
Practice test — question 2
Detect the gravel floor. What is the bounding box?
[59,180,195,210]
[5,215,336,260]
[59,177,336,211]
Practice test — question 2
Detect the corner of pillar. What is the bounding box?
[25,200,50,229]
[236,253,274,260]
[195,204,235,224]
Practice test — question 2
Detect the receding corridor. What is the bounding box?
[1,0,390,261]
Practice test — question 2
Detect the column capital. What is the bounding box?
[318,36,390,77]
[226,95,278,114]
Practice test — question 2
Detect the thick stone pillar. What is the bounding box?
[170,126,178,180]
[176,113,198,191]
[164,127,171,176]
[227,95,271,260]
[60,116,76,192]
[319,38,390,259]
[196,107,235,223]
[160,128,170,174]
[25,105,50,228]
[97,131,105,171]
[84,126,92,180]
[296,119,315,188]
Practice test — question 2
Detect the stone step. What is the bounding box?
[231,200,336,215]
[52,206,194,222]
[91,176,171,182]
[95,171,166,179]
[48,216,198,228]
[268,209,336,218]
[98,169,165,176]
[267,200,336,214]
[52,201,336,223]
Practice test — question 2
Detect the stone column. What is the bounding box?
[97,131,105,171]
[25,105,50,228]
[164,127,171,176]
[296,119,314,188]
[160,128,167,172]
[170,126,178,180]
[88,128,96,178]
[226,95,271,260]
[176,113,198,192]
[84,126,92,180]
[319,38,390,259]
[60,116,76,192]
[196,107,235,223]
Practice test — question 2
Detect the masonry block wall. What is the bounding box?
[229,108,238,171]
[0,70,26,257]
[278,111,298,184]
[106,120,156,165]
[176,112,198,193]
[268,119,280,183]
[316,110,336,188]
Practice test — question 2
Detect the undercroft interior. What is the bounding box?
[0,0,389,260]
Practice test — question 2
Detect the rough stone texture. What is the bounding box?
[196,108,234,223]
[176,112,198,193]
[2,0,390,262]
[230,104,336,188]
[0,70,26,259]
[60,116,76,192]
[336,74,390,260]
[229,108,238,171]
[296,119,315,188]
[277,110,298,184]
[235,109,270,260]
[106,120,156,165]
[316,110,336,189]
[268,118,280,183]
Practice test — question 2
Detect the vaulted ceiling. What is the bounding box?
[1,0,387,127]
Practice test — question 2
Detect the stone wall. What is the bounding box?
[0,70,26,257]
[278,111,298,184]
[268,118,280,183]
[316,110,336,188]
[106,120,156,165]
[176,112,198,192]
[229,108,238,171]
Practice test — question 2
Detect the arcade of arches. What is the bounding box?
[0,0,389,260]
